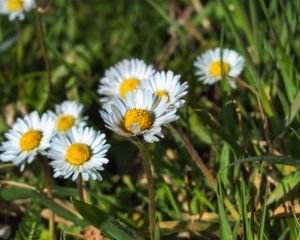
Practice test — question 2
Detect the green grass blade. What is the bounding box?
[258,187,268,240]
[229,155,300,168]
[287,90,300,126]
[267,172,300,205]
[0,187,87,227]
[219,0,273,117]
[258,0,296,101]
[240,180,253,240]
[217,177,234,240]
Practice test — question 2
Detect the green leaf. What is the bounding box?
[240,180,253,240]
[72,198,144,240]
[155,218,160,240]
[188,107,213,145]
[0,187,87,227]
[33,192,87,227]
[287,90,300,126]
[15,198,42,240]
[267,172,300,205]
[194,188,216,212]
[217,178,234,240]
[229,155,300,168]
[162,183,180,214]
[0,187,33,201]
[219,143,231,187]
[258,188,268,240]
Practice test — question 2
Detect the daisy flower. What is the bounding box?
[0,0,35,21]
[48,126,110,181]
[100,89,178,143]
[98,59,155,103]
[194,48,244,88]
[144,70,188,109]
[48,101,87,133]
[0,111,55,171]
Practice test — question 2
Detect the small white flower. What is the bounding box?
[48,126,110,181]
[143,70,188,109]
[0,0,35,21]
[48,101,87,133]
[98,59,155,103]
[100,89,178,143]
[194,48,244,88]
[0,111,55,171]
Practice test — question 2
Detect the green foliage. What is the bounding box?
[15,198,42,240]
[72,198,144,240]
[217,178,234,240]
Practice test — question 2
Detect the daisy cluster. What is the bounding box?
[0,48,244,181]
[99,59,189,143]
[0,101,110,181]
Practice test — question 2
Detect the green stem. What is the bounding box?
[16,20,23,73]
[34,0,52,92]
[40,157,56,240]
[136,140,156,240]
[77,174,84,202]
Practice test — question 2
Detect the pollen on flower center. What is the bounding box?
[156,90,170,102]
[66,143,91,165]
[20,129,42,151]
[209,61,231,77]
[124,109,153,133]
[7,0,24,11]
[120,78,140,98]
[57,115,75,132]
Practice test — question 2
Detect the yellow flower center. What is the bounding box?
[20,129,42,151]
[209,61,231,77]
[124,109,153,133]
[156,90,170,102]
[120,78,140,98]
[57,115,75,132]
[66,143,91,166]
[7,0,24,11]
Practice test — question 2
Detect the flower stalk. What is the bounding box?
[136,140,156,240]
[40,156,56,240]
[34,0,52,92]
[77,174,85,202]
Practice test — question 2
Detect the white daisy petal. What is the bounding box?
[98,59,155,103]
[48,126,110,181]
[194,48,244,88]
[143,70,189,109]
[48,100,87,134]
[100,88,179,143]
[0,111,56,170]
[0,0,35,21]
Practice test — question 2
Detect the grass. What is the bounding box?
[0,0,300,239]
